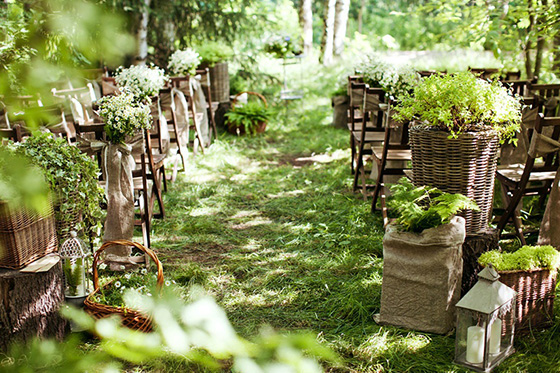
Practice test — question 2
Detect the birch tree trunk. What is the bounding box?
[333,0,351,56]
[320,0,337,65]
[135,0,151,65]
[299,0,313,55]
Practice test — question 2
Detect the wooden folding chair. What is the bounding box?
[370,103,412,227]
[496,112,560,244]
[502,78,538,97]
[170,76,206,155]
[196,68,219,142]
[347,76,364,175]
[352,85,387,195]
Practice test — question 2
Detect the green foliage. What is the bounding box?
[0,147,50,213]
[225,100,272,135]
[479,245,560,272]
[388,178,479,233]
[63,258,85,296]
[394,71,522,142]
[195,41,234,67]
[15,133,103,242]
[97,92,152,144]
[263,35,302,59]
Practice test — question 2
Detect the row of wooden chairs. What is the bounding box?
[347,73,560,242]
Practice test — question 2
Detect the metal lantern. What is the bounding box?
[60,231,91,304]
[454,265,517,372]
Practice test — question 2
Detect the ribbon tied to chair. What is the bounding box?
[78,134,143,258]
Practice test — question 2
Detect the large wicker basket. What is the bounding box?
[209,62,230,103]
[0,201,58,269]
[498,268,556,334]
[409,126,500,234]
[84,240,164,332]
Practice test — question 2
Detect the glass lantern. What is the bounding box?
[454,265,517,372]
[60,231,91,305]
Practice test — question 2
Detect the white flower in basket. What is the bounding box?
[168,48,201,76]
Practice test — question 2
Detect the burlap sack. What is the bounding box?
[331,95,349,129]
[377,216,466,334]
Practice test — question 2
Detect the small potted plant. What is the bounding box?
[114,65,168,104]
[376,178,479,334]
[168,48,201,77]
[15,132,104,243]
[394,71,522,233]
[225,92,271,135]
[478,245,560,333]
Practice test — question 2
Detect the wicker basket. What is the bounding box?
[209,62,230,103]
[227,91,268,135]
[84,240,164,332]
[498,268,556,334]
[53,190,82,243]
[0,201,58,269]
[409,126,500,234]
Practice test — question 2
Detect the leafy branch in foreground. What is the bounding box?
[388,178,479,233]
[2,286,339,372]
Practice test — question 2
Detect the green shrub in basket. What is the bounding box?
[478,245,560,271]
[225,101,271,135]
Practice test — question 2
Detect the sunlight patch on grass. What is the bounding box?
[189,207,221,217]
[267,189,305,199]
[230,217,274,230]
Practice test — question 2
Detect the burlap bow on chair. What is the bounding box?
[78,134,144,268]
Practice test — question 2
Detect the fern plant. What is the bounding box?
[478,245,560,271]
[225,101,271,135]
[388,178,479,233]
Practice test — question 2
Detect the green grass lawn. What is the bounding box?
[140,56,560,372]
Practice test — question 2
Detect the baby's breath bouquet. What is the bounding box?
[97,92,151,144]
[114,65,168,103]
[357,56,420,100]
[168,48,201,76]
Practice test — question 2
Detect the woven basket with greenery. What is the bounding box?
[84,240,163,332]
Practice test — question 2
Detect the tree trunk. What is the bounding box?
[299,0,313,55]
[333,0,351,56]
[533,0,548,78]
[135,0,152,65]
[552,32,560,73]
[524,0,535,78]
[358,0,365,33]
[0,263,68,351]
[320,0,337,65]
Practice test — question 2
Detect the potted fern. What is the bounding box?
[478,245,560,333]
[394,71,521,233]
[225,92,271,135]
[376,178,479,334]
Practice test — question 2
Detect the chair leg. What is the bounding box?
[380,184,389,227]
[497,184,526,242]
[371,164,383,213]
[353,144,364,192]
[350,133,356,175]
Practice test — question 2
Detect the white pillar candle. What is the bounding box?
[489,319,502,354]
[466,326,485,364]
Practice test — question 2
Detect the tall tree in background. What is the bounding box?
[321,0,337,65]
[299,0,313,55]
[333,0,351,56]
[135,0,151,65]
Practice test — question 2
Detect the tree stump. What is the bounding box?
[461,228,500,296]
[0,262,68,351]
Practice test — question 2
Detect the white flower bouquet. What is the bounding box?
[357,56,420,100]
[168,48,201,76]
[114,65,168,103]
[97,92,152,144]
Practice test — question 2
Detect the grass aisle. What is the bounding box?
[147,92,560,372]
